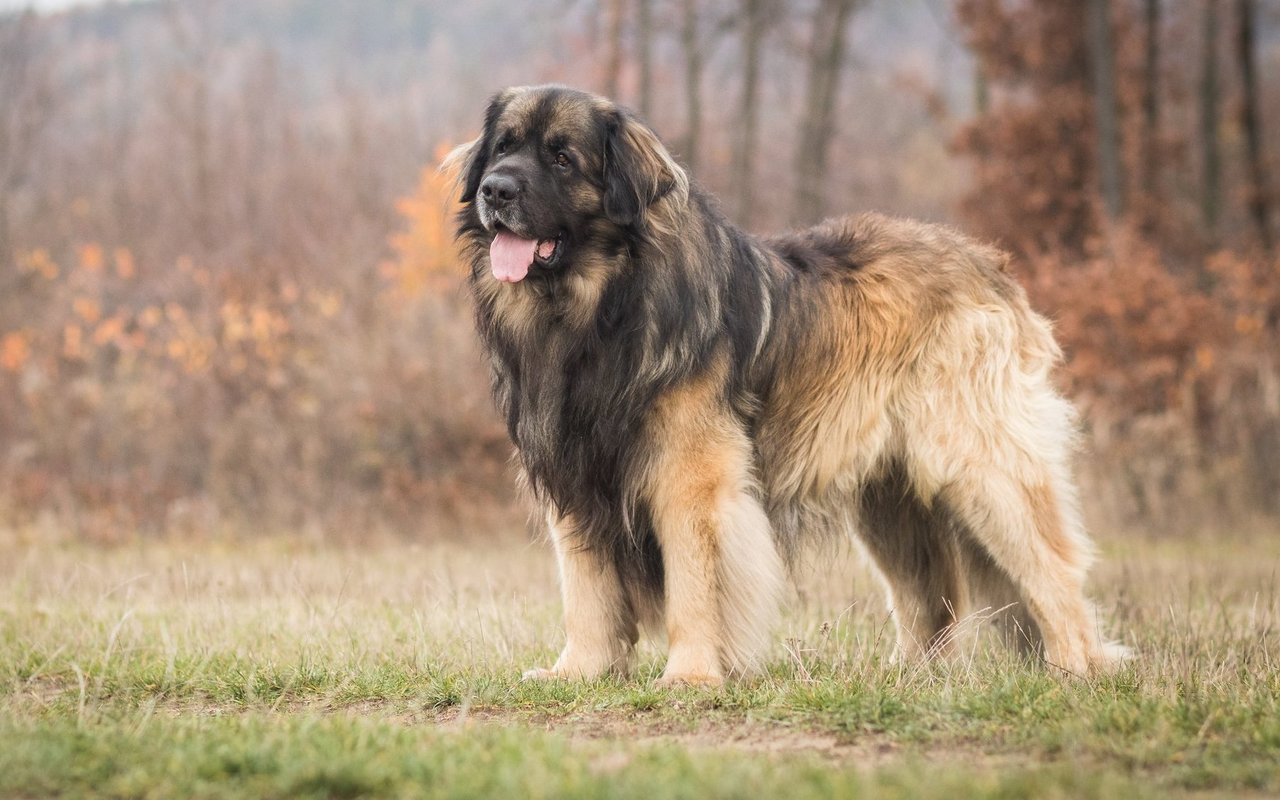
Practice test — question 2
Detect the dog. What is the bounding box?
[448,85,1124,686]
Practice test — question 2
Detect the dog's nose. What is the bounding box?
[480,174,520,209]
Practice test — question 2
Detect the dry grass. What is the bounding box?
[1,525,1278,798]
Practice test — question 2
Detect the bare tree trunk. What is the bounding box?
[1087,0,1125,221]
[163,1,222,260]
[636,0,653,118]
[1141,0,1160,205]
[680,0,703,172]
[0,12,57,270]
[792,0,859,225]
[1235,0,1273,250]
[191,75,216,256]
[732,0,766,228]
[1200,0,1221,239]
[604,0,627,100]
[974,65,989,116]
[0,195,11,275]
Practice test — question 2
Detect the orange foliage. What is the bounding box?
[113,248,136,279]
[0,331,30,372]
[78,242,105,273]
[72,297,101,324]
[953,0,1098,258]
[383,144,464,301]
[1024,232,1226,416]
[18,248,59,280]
[952,0,1280,525]
[0,234,507,538]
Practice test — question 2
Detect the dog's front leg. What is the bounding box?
[651,493,728,687]
[523,513,637,681]
[646,379,786,688]
[650,479,785,687]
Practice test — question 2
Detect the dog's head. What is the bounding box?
[446,85,688,284]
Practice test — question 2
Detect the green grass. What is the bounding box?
[1,530,1278,798]
[0,714,1175,800]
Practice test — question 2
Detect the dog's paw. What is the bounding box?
[521,663,622,682]
[655,671,724,689]
[520,667,560,682]
[1091,641,1134,674]
[1047,640,1134,679]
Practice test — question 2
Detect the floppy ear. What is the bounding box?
[602,110,689,228]
[440,136,483,202]
[442,91,512,203]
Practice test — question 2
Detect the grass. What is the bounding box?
[1,527,1278,798]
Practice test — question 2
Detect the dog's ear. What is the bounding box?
[602,109,688,228]
[440,136,482,202]
[443,91,513,203]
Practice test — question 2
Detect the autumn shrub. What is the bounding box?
[0,155,512,541]
[1018,231,1280,530]
[951,0,1280,532]
[2,152,1277,539]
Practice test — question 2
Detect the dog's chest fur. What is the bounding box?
[476,273,681,514]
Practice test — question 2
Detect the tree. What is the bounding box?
[636,0,654,117]
[953,0,1097,257]
[0,12,57,270]
[792,0,861,225]
[603,0,627,100]
[731,0,770,227]
[160,0,224,259]
[1087,0,1125,220]
[1199,0,1221,239]
[680,0,703,171]
[1141,0,1161,205]
[1234,0,1273,250]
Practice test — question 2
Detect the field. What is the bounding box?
[3,0,1279,797]
[2,526,1278,799]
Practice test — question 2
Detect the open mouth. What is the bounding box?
[489,226,565,283]
[533,233,564,268]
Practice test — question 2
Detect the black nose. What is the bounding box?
[480,174,520,209]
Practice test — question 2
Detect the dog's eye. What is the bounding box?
[495,140,509,156]
[554,151,571,169]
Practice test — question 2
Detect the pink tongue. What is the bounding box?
[490,231,537,283]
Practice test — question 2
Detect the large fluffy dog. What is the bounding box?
[449,85,1123,686]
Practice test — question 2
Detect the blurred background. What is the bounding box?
[0,0,1276,543]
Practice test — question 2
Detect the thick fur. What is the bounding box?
[451,86,1124,684]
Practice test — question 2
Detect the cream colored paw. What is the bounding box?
[520,667,560,682]
[521,655,625,682]
[1090,641,1134,674]
[655,670,724,689]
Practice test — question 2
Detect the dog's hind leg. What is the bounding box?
[523,512,638,681]
[857,465,970,661]
[929,464,1122,675]
[905,314,1125,675]
[957,535,1044,659]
